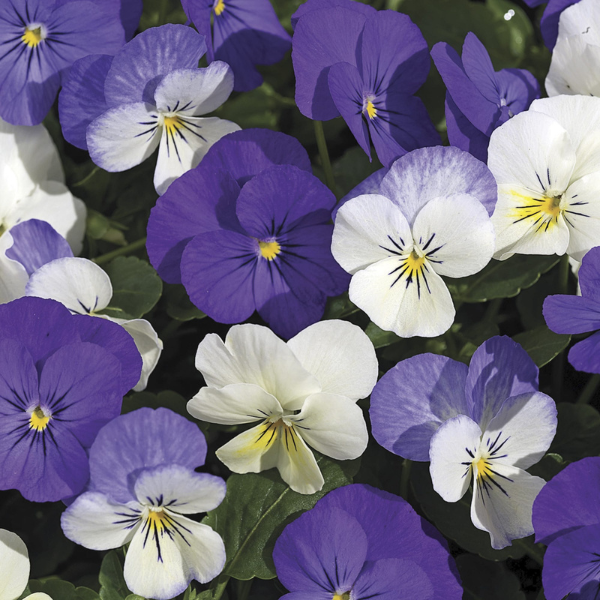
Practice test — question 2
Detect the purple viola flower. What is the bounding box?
[522,0,581,50]
[431,33,540,163]
[533,457,600,600]
[0,0,131,126]
[370,336,557,549]
[544,246,600,373]
[0,296,141,503]
[273,483,462,599]
[181,0,291,92]
[147,128,348,339]
[292,1,439,167]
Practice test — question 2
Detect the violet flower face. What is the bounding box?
[292,1,440,167]
[273,483,463,599]
[0,297,142,502]
[0,0,130,126]
[146,128,349,339]
[431,33,539,162]
[544,245,600,373]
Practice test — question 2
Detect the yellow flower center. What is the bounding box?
[474,457,493,481]
[29,406,50,431]
[258,240,281,261]
[162,115,183,136]
[214,0,226,16]
[405,249,425,272]
[509,190,563,233]
[22,26,43,48]
[333,594,351,600]
[147,508,168,532]
[365,99,377,120]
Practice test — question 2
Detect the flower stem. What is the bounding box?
[92,237,147,266]
[577,374,600,405]
[212,576,230,600]
[71,165,101,189]
[236,580,253,600]
[313,120,336,195]
[400,458,411,500]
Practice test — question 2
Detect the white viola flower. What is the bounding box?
[0,529,51,600]
[187,321,378,495]
[546,0,600,97]
[26,256,162,391]
[331,146,496,338]
[488,95,600,261]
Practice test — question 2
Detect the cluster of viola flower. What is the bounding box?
[1,0,600,598]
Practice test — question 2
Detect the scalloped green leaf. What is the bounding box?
[513,326,571,367]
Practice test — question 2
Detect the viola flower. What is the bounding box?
[533,457,600,600]
[431,33,539,163]
[0,529,51,600]
[59,24,239,194]
[273,484,463,599]
[331,146,496,338]
[147,128,348,339]
[61,408,226,600]
[181,0,291,92]
[0,0,130,126]
[370,336,557,549]
[0,297,141,502]
[187,321,378,494]
[292,2,439,167]
[487,95,600,261]
[544,245,600,373]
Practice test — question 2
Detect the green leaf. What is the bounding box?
[332,147,383,198]
[322,292,360,320]
[27,580,100,600]
[215,83,281,130]
[99,550,131,600]
[203,454,359,580]
[123,390,190,419]
[513,326,571,367]
[549,403,600,462]
[100,256,163,319]
[528,453,566,481]
[448,255,560,303]
[164,284,207,321]
[457,554,526,600]
[364,322,401,349]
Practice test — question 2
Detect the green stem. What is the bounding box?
[399,458,411,500]
[484,298,502,322]
[313,120,336,195]
[236,580,253,600]
[71,166,101,189]
[212,576,231,600]
[92,237,147,265]
[577,374,600,405]
[553,255,571,403]
[558,253,571,294]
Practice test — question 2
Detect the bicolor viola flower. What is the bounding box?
[59,24,239,194]
[147,128,349,339]
[0,529,51,600]
[533,457,600,600]
[544,245,600,373]
[273,484,463,600]
[62,408,226,600]
[331,146,496,338]
[181,0,291,92]
[488,95,600,261]
[0,0,134,126]
[292,1,439,167]
[4,220,162,391]
[187,321,378,494]
[431,33,539,163]
[546,0,600,96]
[0,297,141,502]
[370,336,557,549]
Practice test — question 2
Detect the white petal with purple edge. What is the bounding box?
[0,529,29,600]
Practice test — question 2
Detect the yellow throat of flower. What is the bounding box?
[333,593,351,600]
[147,508,169,532]
[474,457,493,480]
[29,406,50,431]
[258,240,281,261]
[365,99,377,120]
[214,0,226,16]
[22,26,43,48]
[162,115,183,136]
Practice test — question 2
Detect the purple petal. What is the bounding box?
[579,246,600,302]
[59,54,113,150]
[533,457,600,544]
[6,220,73,276]
[495,68,540,116]
[445,94,490,163]
[292,6,367,120]
[273,506,368,594]
[465,336,539,429]
[200,129,312,187]
[543,295,600,334]
[146,167,241,284]
[370,354,469,461]
[181,0,214,60]
[291,0,376,28]
[0,339,39,415]
[88,407,208,503]
[460,33,499,105]
[103,24,206,106]
[568,332,600,373]
[541,0,581,51]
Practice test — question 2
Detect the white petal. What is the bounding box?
[133,464,226,514]
[286,320,378,400]
[276,427,324,495]
[26,257,112,315]
[557,0,600,44]
[154,116,240,195]
[471,464,545,550]
[349,256,456,338]
[563,172,600,261]
[546,36,600,97]
[154,63,235,117]
[429,415,482,503]
[483,392,557,471]
[0,233,27,304]
[116,318,163,391]
[124,511,225,599]
[195,325,321,410]
[60,492,140,550]
[411,194,495,278]
[188,383,283,425]
[571,129,600,182]
[291,393,368,460]
[87,103,161,172]
[0,529,29,600]
[24,594,52,600]
[331,194,413,273]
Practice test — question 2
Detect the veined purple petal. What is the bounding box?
[495,68,540,116]
[6,219,73,276]
[460,32,499,105]
[579,246,600,302]
[0,339,39,415]
[568,332,600,373]
[543,294,600,334]
[541,0,581,50]
[445,94,491,163]
[291,0,376,28]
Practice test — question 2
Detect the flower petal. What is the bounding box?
[276,428,324,494]
[543,294,600,334]
[0,529,29,600]
[568,332,600,373]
